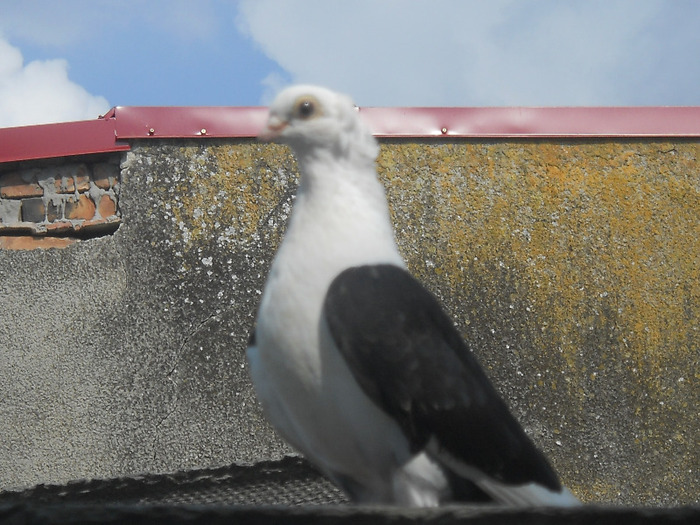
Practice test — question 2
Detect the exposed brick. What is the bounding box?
[45,221,74,235]
[0,224,35,235]
[48,164,89,187]
[21,198,46,222]
[0,235,77,250]
[0,198,22,225]
[54,174,90,194]
[24,197,61,222]
[47,200,61,222]
[97,194,117,218]
[0,172,43,198]
[93,163,119,189]
[64,194,96,221]
[77,217,121,235]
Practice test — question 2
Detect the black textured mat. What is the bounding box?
[0,456,346,506]
[0,457,697,524]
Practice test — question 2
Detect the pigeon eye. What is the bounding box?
[296,98,317,119]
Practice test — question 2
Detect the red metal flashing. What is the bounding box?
[0,117,130,164]
[111,105,700,139]
[112,106,267,139]
[1,106,699,164]
[361,106,700,138]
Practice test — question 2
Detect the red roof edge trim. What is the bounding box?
[2,106,700,164]
[112,106,268,139]
[361,106,700,138]
[0,117,130,164]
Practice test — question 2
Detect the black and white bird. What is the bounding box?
[248,85,580,507]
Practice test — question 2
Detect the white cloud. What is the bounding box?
[0,37,110,128]
[237,0,698,106]
[259,71,293,105]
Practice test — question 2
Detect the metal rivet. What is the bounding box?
[441,127,448,134]
[148,128,155,135]
[200,128,207,135]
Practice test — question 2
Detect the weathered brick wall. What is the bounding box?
[0,138,697,507]
[0,159,121,249]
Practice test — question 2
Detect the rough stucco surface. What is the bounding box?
[0,138,697,507]
[0,145,293,493]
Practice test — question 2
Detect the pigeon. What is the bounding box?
[247,84,580,507]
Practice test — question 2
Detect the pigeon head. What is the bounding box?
[259,85,379,165]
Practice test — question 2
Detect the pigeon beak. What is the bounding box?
[258,116,288,142]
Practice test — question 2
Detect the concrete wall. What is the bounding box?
[0,138,697,506]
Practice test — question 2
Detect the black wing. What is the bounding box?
[323,264,561,490]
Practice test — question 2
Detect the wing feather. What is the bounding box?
[324,264,562,491]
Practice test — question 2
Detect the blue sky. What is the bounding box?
[1,0,699,127]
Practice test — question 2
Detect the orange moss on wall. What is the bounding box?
[378,140,698,504]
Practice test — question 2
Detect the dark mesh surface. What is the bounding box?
[0,458,697,524]
[0,456,346,506]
